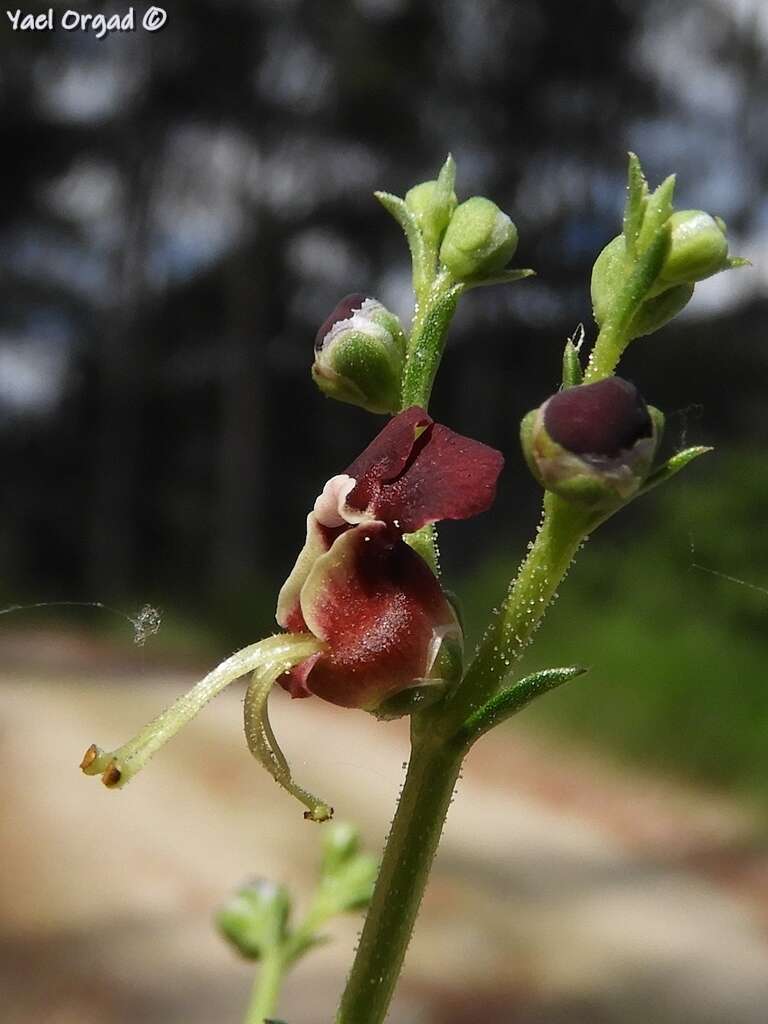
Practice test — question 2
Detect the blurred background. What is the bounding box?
[2,1,768,1021]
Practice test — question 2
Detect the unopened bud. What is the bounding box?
[321,823,361,876]
[312,294,406,414]
[521,377,661,506]
[216,879,291,961]
[591,235,694,337]
[405,180,458,247]
[658,210,730,286]
[439,197,518,280]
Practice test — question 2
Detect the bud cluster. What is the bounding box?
[590,153,744,343]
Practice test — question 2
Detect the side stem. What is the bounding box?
[448,493,594,725]
[245,949,284,1024]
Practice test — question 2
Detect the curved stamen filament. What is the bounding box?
[80,634,324,792]
[244,650,334,823]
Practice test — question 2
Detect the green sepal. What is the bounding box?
[622,152,649,258]
[405,155,458,248]
[373,679,451,721]
[636,173,676,252]
[595,225,672,342]
[456,666,587,745]
[561,338,584,388]
[459,267,535,291]
[374,190,427,290]
[442,587,466,634]
[638,445,713,495]
[629,282,694,338]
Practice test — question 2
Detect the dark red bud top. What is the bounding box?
[544,378,652,457]
[314,293,368,351]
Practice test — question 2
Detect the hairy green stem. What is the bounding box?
[335,733,464,1024]
[449,493,594,724]
[401,273,461,409]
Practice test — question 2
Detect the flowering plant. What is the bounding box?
[81,154,745,1023]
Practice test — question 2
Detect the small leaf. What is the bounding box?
[726,256,751,270]
[457,666,587,745]
[639,445,713,495]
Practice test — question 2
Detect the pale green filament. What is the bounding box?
[243,649,334,822]
[80,633,326,800]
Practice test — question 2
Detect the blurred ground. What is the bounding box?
[2,630,768,1024]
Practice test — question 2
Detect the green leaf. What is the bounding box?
[639,445,713,495]
[457,666,587,745]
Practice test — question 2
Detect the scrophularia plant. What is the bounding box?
[80,153,746,1023]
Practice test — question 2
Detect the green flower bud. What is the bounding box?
[630,281,695,338]
[521,378,662,507]
[439,196,518,281]
[321,822,361,876]
[312,294,406,415]
[405,179,458,247]
[591,235,626,327]
[658,210,729,287]
[591,235,694,337]
[216,879,291,961]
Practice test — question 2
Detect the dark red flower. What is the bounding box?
[276,407,504,711]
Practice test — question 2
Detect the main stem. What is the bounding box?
[335,733,464,1023]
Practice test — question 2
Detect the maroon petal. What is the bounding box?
[345,406,432,500]
[280,522,459,710]
[544,378,652,458]
[276,513,338,632]
[346,408,504,533]
[315,293,369,351]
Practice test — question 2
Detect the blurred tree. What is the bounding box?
[0,0,766,642]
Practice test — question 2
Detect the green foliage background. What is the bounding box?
[463,450,768,799]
